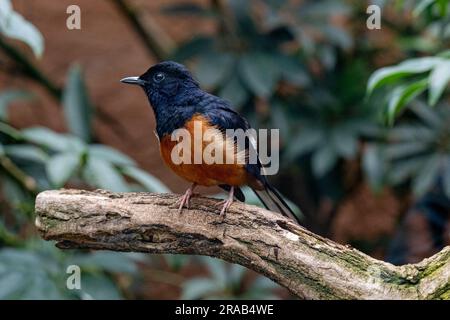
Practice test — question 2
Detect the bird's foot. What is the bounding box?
[216,198,234,218]
[176,183,196,213]
[216,186,235,218]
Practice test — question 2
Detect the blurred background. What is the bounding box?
[0,0,449,299]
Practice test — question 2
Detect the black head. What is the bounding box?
[120,61,199,106]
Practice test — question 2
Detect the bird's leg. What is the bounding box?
[176,183,197,212]
[216,186,234,217]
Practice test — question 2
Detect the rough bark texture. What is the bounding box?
[35,189,450,300]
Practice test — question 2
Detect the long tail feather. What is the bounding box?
[252,184,301,225]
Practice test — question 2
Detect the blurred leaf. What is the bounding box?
[68,252,138,274]
[312,145,338,177]
[321,25,353,50]
[331,127,358,158]
[229,264,246,286]
[385,141,429,160]
[0,0,44,57]
[285,128,323,161]
[194,53,233,87]
[4,145,48,163]
[276,55,310,86]
[410,101,442,126]
[219,74,248,107]
[0,271,28,299]
[89,144,135,166]
[0,122,22,139]
[387,79,428,123]
[46,152,80,187]
[80,274,121,300]
[202,257,227,288]
[363,144,385,191]
[22,127,71,152]
[164,254,190,271]
[414,0,436,17]
[239,52,279,97]
[173,36,214,61]
[298,0,352,18]
[122,166,170,193]
[412,154,441,195]
[20,273,61,300]
[0,90,33,121]
[428,60,450,106]
[367,58,439,94]
[63,65,93,142]
[83,157,129,192]
[182,278,218,299]
[443,159,450,197]
[388,156,429,185]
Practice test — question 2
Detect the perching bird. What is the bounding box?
[121,61,300,225]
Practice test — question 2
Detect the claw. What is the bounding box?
[216,186,234,218]
[176,183,196,213]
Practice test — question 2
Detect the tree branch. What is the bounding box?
[35,189,450,300]
[111,0,175,60]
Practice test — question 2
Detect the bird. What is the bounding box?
[121,61,301,225]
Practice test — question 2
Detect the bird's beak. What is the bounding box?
[120,76,146,86]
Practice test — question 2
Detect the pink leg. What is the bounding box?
[176,183,197,212]
[216,186,234,217]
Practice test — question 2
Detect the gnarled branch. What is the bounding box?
[35,189,450,300]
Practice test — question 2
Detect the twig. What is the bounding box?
[110,0,175,60]
[0,37,131,139]
[0,154,37,195]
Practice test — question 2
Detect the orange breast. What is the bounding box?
[159,114,249,187]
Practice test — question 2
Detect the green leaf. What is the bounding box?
[384,142,429,160]
[331,127,358,158]
[0,90,33,121]
[4,145,48,163]
[0,0,44,58]
[388,156,428,185]
[275,55,310,86]
[46,152,80,187]
[62,65,93,142]
[68,252,138,274]
[410,102,442,126]
[437,0,449,17]
[386,79,428,123]
[363,144,385,191]
[367,58,439,94]
[181,278,218,299]
[22,127,72,151]
[428,60,450,106]
[312,145,338,177]
[285,127,323,161]
[0,271,28,299]
[443,159,450,198]
[122,166,170,193]
[413,0,436,17]
[194,53,233,87]
[218,74,248,107]
[80,274,122,300]
[89,144,135,166]
[239,52,279,97]
[83,157,129,192]
[201,257,227,288]
[0,122,21,139]
[412,155,441,195]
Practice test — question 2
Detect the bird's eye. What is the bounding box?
[153,72,165,83]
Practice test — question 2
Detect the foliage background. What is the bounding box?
[0,0,449,299]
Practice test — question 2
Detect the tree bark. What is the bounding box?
[35,189,450,300]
